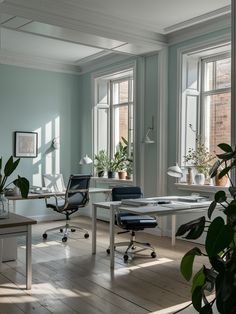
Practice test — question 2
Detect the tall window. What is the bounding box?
[180,44,231,165]
[94,69,134,159]
[201,54,231,154]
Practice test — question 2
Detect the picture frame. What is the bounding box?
[14,131,38,158]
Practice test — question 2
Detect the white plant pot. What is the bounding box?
[194,173,205,185]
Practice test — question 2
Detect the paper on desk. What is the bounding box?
[161,201,211,209]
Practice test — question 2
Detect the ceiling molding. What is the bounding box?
[78,53,135,75]
[0,0,167,49]
[0,48,81,74]
[165,5,231,33]
[167,13,231,45]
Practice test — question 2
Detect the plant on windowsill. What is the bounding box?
[94,150,109,177]
[0,156,29,217]
[184,138,216,185]
[176,143,236,314]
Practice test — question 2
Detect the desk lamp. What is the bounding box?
[79,154,93,165]
[167,163,183,181]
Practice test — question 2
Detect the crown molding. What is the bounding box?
[0,0,167,50]
[167,13,231,45]
[165,5,231,34]
[79,53,135,75]
[0,48,81,74]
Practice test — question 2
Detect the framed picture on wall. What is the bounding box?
[14,131,38,158]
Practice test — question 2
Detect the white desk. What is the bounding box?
[92,198,210,268]
[0,213,36,289]
[7,187,112,212]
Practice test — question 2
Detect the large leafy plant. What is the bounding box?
[176,143,236,314]
[0,156,29,198]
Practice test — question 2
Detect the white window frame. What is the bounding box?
[92,63,135,178]
[177,39,231,168]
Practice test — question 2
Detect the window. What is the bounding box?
[94,68,134,162]
[180,44,231,165]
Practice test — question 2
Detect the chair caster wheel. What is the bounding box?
[62,237,67,242]
[60,228,63,233]
[42,233,47,239]
[106,248,110,254]
[71,228,76,232]
[123,254,129,262]
[151,252,156,258]
[84,233,89,239]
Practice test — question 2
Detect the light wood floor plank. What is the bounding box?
[0,216,204,314]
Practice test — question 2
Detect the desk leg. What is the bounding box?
[171,215,176,246]
[26,225,32,290]
[92,204,97,254]
[110,205,115,269]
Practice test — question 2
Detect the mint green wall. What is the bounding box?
[0,64,81,217]
[167,27,231,195]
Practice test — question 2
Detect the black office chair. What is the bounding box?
[42,174,91,242]
[107,186,157,262]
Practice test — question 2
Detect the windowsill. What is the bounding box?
[91,177,133,184]
[175,182,230,195]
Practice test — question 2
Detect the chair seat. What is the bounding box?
[117,213,157,230]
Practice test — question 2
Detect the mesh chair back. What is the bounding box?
[112,186,142,201]
[65,174,91,209]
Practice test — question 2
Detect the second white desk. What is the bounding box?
[92,199,210,268]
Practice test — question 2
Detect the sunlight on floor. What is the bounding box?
[150,301,192,314]
[20,240,62,249]
[127,258,173,270]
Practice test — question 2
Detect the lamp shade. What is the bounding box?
[79,154,93,165]
[167,163,183,178]
[142,128,155,144]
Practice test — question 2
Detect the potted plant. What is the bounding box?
[107,158,118,178]
[113,139,128,179]
[176,143,236,314]
[0,156,29,217]
[184,138,215,185]
[94,150,108,177]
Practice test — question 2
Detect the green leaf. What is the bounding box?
[205,217,234,257]
[192,267,206,311]
[224,200,236,218]
[214,191,226,203]
[192,286,203,312]
[218,143,233,153]
[208,201,216,219]
[4,156,20,177]
[180,247,202,281]
[176,216,205,239]
[0,157,2,171]
[13,176,29,198]
[218,167,230,179]
[217,151,235,161]
[200,303,213,314]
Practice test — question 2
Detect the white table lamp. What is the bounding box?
[79,154,93,165]
[167,163,183,178]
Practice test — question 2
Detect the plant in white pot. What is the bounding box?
[0,156,29,217]
[184,139,215,185]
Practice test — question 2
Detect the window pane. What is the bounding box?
[113,80,129,104]
[97,108,108,152]
[216,58,231,89]
[206,92,231,155]
[113,105,128,151]
[205,61,213,91]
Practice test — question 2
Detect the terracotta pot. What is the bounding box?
[215,173,228,186]
[118,171,126,179]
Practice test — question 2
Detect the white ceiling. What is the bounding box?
[0,0,231,72]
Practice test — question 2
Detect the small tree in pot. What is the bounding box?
[176,143,236,314]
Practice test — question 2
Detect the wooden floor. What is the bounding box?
[0,216,206,314]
